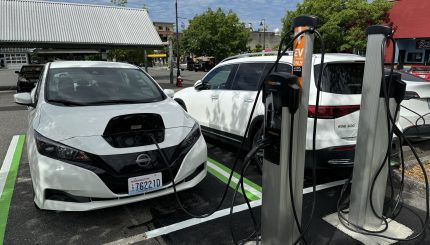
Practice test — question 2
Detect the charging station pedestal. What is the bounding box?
[349,25,397,228]
[261,15,317,245]
[324,25,413,244]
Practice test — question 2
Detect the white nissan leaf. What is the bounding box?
[14,61,207,211]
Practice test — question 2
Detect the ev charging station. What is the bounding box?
[261,16,318,245]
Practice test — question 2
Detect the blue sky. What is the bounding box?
[45,0,302,32]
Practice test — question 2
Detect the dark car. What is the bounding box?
[193,61,214,72]
[16,65,44,93]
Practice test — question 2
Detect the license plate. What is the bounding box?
[128,172,162,196]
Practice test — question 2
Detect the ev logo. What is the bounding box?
[294,48,304,58]
[136,153,152,167]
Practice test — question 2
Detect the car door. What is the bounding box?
[218,62,293,138]
[187,64,237,131]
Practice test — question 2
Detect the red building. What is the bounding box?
[385,0,430,69]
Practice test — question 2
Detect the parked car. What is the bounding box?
[193,60,214,72]
[179,63,187,71]
[14,61,207,211]
[15,64,44,92]
[397,70,430,140]
[407,66,430,80]
[175,54,366,169]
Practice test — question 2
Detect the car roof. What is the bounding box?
[219,53,365,67]
[49,61,138,69]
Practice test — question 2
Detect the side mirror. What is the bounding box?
[194,80,204,90]
[15,71,20,74]
[164,89,175,98]
[14,93,33,106]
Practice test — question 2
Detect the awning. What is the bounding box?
[0,0,163,49]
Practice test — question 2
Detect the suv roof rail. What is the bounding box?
[220,51,294,63]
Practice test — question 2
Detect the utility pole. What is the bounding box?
[175,0,180,79]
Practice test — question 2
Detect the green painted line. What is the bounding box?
[0,135,25,245]
[208,157,262,192]
[207,165,260,201]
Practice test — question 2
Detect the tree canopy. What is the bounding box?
[180,8,250,61]
[282,0,392,53]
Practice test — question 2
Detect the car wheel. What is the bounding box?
[252,126,264,173]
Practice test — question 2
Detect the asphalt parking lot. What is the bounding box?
[0,69,428,245]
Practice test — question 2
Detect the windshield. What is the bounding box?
[45,67,165,106]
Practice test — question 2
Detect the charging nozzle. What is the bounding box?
[263,72,300,114]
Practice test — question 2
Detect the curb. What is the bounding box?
[392,169,428,211]
[0,86,16,91]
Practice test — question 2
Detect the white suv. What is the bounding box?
[174,54,366,169]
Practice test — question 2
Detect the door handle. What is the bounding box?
[244,98,254,103]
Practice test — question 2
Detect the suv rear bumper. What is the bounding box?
[305,145,355,169]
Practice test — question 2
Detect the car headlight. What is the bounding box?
[35,131,91,162]
[170,122,201,163]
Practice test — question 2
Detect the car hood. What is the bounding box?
[36,98,194,142]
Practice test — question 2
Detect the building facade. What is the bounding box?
[385,0,430,69]
[153,21,174,44]
[248,31,281,51]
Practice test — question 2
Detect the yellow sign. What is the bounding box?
[147,54,167,58]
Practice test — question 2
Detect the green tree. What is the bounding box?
[282,0,392,53]
[180,8,250,62]
[110,0,127,6]
[253,43,263,52]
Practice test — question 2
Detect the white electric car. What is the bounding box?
[14,61,207,211]
[174,54,365,169]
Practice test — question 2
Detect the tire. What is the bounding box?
[251,126,264,173]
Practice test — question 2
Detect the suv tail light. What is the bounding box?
[308,105,360,119]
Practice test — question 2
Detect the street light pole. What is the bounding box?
[260,19,266,51]
[175,0,180,78]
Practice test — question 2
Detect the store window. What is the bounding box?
[407,52,423,63]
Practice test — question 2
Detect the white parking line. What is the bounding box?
[104,179,348,245]
[0,136,19,198]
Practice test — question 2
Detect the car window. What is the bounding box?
[232,63,267,91]
[45,67,165,105]
[314,62,365,94]
[203,65,236,90]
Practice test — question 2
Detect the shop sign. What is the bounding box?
[416,39,430,49]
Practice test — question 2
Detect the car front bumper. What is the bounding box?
[30,136,208,211]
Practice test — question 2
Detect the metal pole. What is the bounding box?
[144,49,148,72]
[175,0,180,78]
[261,15,317,245]
[263,19,266,50]
[349,25,395,228]
[169,38,174,84]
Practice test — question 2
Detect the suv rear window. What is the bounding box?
[314,63,364,94]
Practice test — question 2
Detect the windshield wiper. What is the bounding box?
[47,99,86,106]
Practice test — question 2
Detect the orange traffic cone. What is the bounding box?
[176,76,183,87]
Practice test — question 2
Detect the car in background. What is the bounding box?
[174,53,366,170]
[14,61,207,211]
[15,64,44,92]
[397,70,430,140]
[407,66,430,80]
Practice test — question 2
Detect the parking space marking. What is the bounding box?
[105,179,348,244]
[0,135,25,245]
[207,159,262,200]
